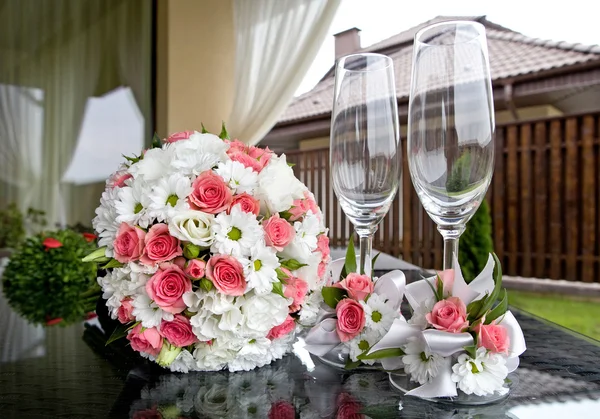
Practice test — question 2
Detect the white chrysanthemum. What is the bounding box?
[130,147,174,182]
[190,312,226,342]
[360,293,397,335]
[293,251,322,289]
[451,347,509,396]
[114,181,153,228]
[215,160,258,194]
[148,173,192,221]
[170,132,229,176]
[168,210,214,247]
[348,330,382,365]
[170,349,198,373]
[244,244,280,295]
[298,288,324,326]
[92,187,120,256]
[408,297,435,329]
[194,339,237,371]
[278,212,321,265]
[211,206,263,258]
[98,268,131,318]
[402,337,445,385]
[132,293,174,328]
[239,293,289,337]
[254,154,305,213]
[228,337,272,372]
[267,332,295,362]
[182,290,203,313]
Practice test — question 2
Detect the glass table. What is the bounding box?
[1,268,600,418]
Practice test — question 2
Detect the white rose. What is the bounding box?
[168,210,214,246]
[255,154,305,214]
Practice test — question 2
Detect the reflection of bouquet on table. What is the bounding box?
[84,126,330,372]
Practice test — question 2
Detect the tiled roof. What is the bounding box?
[278,16,600,125]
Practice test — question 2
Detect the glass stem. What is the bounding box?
[438,225,465,270]
[356,228,375,276]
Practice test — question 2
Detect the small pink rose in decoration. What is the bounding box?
[206,254,246,296]
[164,130,194,143]
[263,214,296,251]
[268,400,295,419]
[267,315,295,340]
[226,139,273,173]
[127,323,163,356]
[316,234,330,259]
[335,273,374,301]
[284,277,309,312]
[160,314,198,347]
[185,259,206,279]
[229,192,260,215]
[109,172,133,188]
[336,393,362,419]
[43,237,62,251]
[426,296,469,333]
[336,299,366,342]
[146,264,192,314]
[173,256,187,269]
[188,170,233,214]
[140,223,182,266]
[117,298,135,324]
[288,197,310,222]
[474,322,510,354]
[317,261,328,279]
[113,223,146,263]
[436,269,455,296]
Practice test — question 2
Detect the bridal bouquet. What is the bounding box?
[85,126,330,372]
[368,254,526,399]
[303,240,405,368]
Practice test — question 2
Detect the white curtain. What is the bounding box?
[228,0,341,145]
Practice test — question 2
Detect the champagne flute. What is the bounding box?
[408,21,495,270]
[330,53,400,276]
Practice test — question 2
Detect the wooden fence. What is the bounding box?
[285,111,600,283]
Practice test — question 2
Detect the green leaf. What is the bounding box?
[280,259,308,271]
[219,121,230,140]
[344,358,362,370]
[183,243,201,259]
[272,281,285,297]
[101,259,124,269]
[485,289,508,324]
[345,234,357,275]
[287,162,295,167]
[152,132,162,148]
[82,246,109,263]
[321,286,347,309]
[123,154,141,164]
[200,278,214,292]
[275,268,289,281]
[476,253,503,318]
[279,210,292,220]
[436,273,445,298]
[357,347,405,360]
[106,322,130,346]
[201,123,209,134]
[371,252,381,272]
[425,278,442,302]
[463,345,478,359]
[467,295,487,321]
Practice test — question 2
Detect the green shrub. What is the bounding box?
[0,204,47,249]
[459,199,494,282]
[2,229,100,326]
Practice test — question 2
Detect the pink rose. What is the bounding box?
[206,254,246,296]
[317,261,328,280]
[335,273,374,301]
[436,269,455,297]
[140,223,182,266]
[284,277,309,312]
[267,315,295,340]
[474,322,510,354]
[268,400,295,419]
[229,192,260,216]
[113,223,146,263]
[164,130,194,143]
[127,323,163,356]
[160,314,197,347]
[288,191,320,222]
[185,259,206,279]
[226,140,273,173]
[336,393,362,419]
[117,298,135,324]
[263,214,295,251]
[426,297,469,333]
[316,234,330,259]
[336,299,365,342]
[173,256,186,269]
[188,170,233,214]
[146,265,192,314]
[108,171,133,188]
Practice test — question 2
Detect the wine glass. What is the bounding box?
[408,21,495,270]
[330,53,400,276]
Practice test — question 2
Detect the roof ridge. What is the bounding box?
[487,29,600,54]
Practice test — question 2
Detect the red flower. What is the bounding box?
[45,317,63,326]
[82,233,97,242]
[43,237,63,250]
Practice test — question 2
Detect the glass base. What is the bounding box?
[315,346,379,371]
[388,372,516,406]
